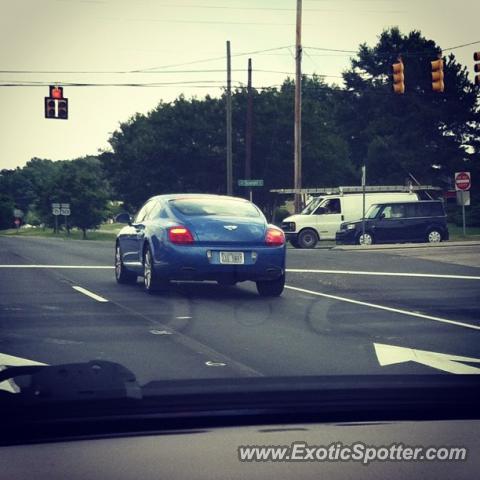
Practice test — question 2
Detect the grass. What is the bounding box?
[0,225,120,241]
[447,223,480,242]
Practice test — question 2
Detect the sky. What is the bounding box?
[1,0,479,170]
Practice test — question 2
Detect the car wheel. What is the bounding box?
[143,246,168,293]
[427,229,442,243]
[256,274,285,297]
[357,232,374,245]
[115,244,137,284]
[297,229,318,249]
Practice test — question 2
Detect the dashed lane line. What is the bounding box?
[72,285,109,303]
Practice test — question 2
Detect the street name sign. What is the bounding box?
[238,179,264,187]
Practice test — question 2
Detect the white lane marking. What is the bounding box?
[0,353,47,393]
[287,269,480,281]
[0,265,113,269]
[176,316,192,320]
[374,343,480,374]
[205,361,227,367]
[285,285,480,331]
[72,286,109,303]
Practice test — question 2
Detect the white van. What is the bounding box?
[281,192,419,248]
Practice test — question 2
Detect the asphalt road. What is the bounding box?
[1,235,480,385]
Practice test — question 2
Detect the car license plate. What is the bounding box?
[220,251,244,265]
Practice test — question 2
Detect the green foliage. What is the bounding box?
[340,28,480,188]
[272,207,291,226]
[0,157,110,237]
[0,194,15,229]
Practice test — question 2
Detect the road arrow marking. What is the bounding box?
[374,343,480,374]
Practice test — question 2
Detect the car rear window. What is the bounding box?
[170,198,261,217]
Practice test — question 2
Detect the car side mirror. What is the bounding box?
[379,213,386,220]
[314,207,326,215]
[115,212,132,225]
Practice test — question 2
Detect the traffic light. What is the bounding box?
[57,99,68,119]
[431,57,444,92]
[44,85,68,120]
[474,52,480,86]
[392,59,405,94]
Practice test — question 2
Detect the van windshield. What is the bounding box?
[301,197,323,214]
[365,204,382,219]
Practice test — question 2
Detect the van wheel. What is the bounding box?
[357,232,374,245]
[427,229,442,243]
[297,229,318,249]
[290,238,301,248]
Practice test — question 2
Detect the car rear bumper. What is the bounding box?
[152,243,286,282]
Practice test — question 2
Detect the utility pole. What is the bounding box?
[294,0,303,213]
[245,58,253,201]
[226,40,233,196]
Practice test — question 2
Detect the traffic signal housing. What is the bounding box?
[431,58,444,92]
[44,97,68,119]
[392,60,405,94]
[44,85,68,120]
[474,52,480,86]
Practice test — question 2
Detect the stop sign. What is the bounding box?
[455,171,471,191]
[14,218,21,227]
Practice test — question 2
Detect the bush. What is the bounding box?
[446,203,480,227]
[272,207,291,226]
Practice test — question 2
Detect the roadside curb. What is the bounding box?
[332,241,480,252]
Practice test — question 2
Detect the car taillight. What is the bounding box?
[265,227,285,246]
[168,226,194,245]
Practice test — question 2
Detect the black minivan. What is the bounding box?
[336,200,449,245]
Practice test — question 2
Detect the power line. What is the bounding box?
[131,45,294,72]
[304,46,357,54]
[444,40,480,51]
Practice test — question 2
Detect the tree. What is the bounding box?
[338,28,480,188]
[103,77,355,216]
[0,194,14,229]
[53,157,110,239]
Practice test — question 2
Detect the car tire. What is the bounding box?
[357,232,374,245]
[143,245,168,294]
[427,229,442,243]
[115,243,137,285]
[256,273,285,297]
[297,229,318,249]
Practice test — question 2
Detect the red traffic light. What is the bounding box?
[49,85,63,99]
